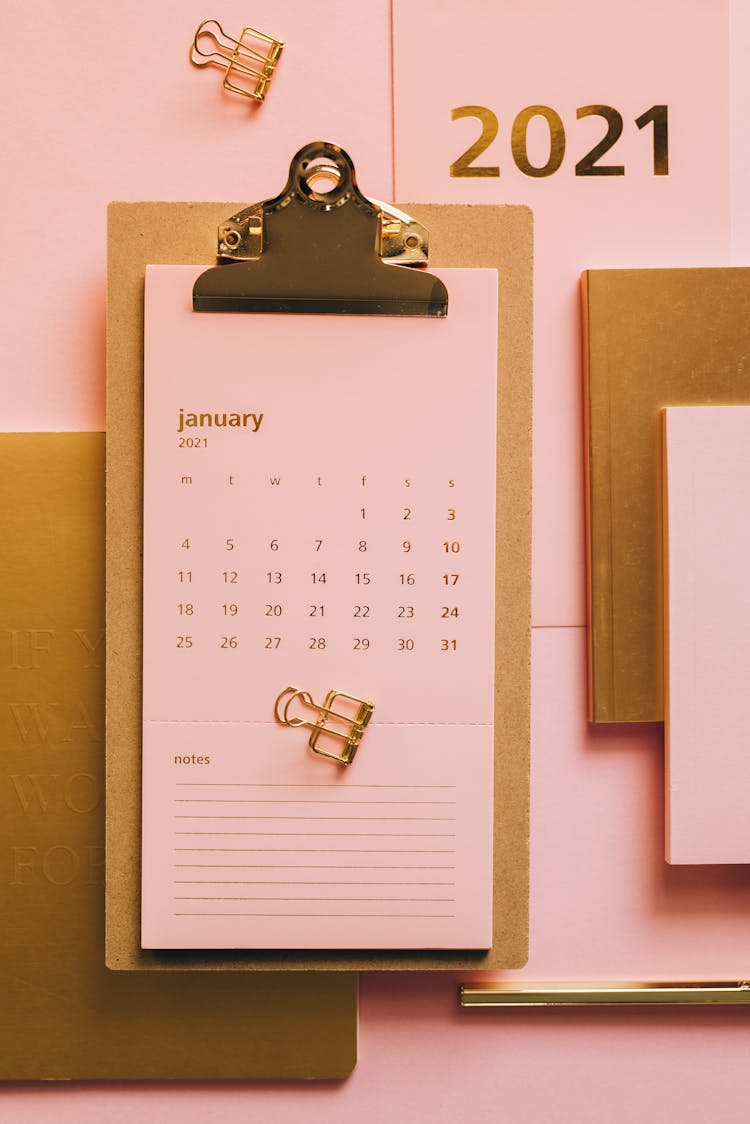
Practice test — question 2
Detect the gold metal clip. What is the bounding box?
[217,195,430,266]
[274,687,374,766]
[190,19,283,102]
[194,141,448,315]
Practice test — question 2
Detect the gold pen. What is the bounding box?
[461,982,750,1007]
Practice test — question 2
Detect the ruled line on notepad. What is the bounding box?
[174,798,457,804]
[174,880,456,886]
[173,863,456,869]
[174,831,457,837]
[173,816,457,821]
[174,783,458,789]
[173,847,456,854]
[174,912,456,918]
[174,845,458,854]
[174,895,456,902]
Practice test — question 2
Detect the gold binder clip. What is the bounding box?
[274,687,374,766]
[190,19,283,102]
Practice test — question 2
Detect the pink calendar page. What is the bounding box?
[141,266,497,950]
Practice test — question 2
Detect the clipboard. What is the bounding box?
[106,143,532,970]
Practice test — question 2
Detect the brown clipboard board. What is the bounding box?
[106,198,532,970]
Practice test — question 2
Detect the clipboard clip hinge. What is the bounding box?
[372,200,430,268]
[217,198,430,267]
[274,687,375,766]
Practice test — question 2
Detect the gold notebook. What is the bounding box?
[583,267,750,723]
[0,432,357,1080]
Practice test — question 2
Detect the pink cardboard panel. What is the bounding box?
[1,0,393,432]
[731,0,750,262]
[500,627,750,981]
[663,406,750,863]
[393,0,731,629]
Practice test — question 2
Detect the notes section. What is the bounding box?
[142,723,493,949]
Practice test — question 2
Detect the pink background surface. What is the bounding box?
[1,0,393,432]
[394,0,731,629]
[731,1,750,261]
[3,0,750,1118]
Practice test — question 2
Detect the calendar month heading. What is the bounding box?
[177,409,264,433]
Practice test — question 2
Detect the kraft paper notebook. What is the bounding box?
[0,433,357,1080]
[583,267,750,724]
[106,182,532,968]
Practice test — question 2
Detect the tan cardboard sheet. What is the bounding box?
[0,433,357,1079]
[106,202,532,969]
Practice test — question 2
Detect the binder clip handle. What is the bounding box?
[291,142,358,209]
[190,19,227,67]
[274,687,316,728]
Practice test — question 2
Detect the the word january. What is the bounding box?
[178,409,264,433]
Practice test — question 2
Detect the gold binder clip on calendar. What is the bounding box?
[190,19,283,102]
[274,687,375,766]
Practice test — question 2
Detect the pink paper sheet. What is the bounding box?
[393,0,731,628]
[663,406,750,864]
[731,1,750,262]
[508,627,750,981]
[141,266,497,949]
